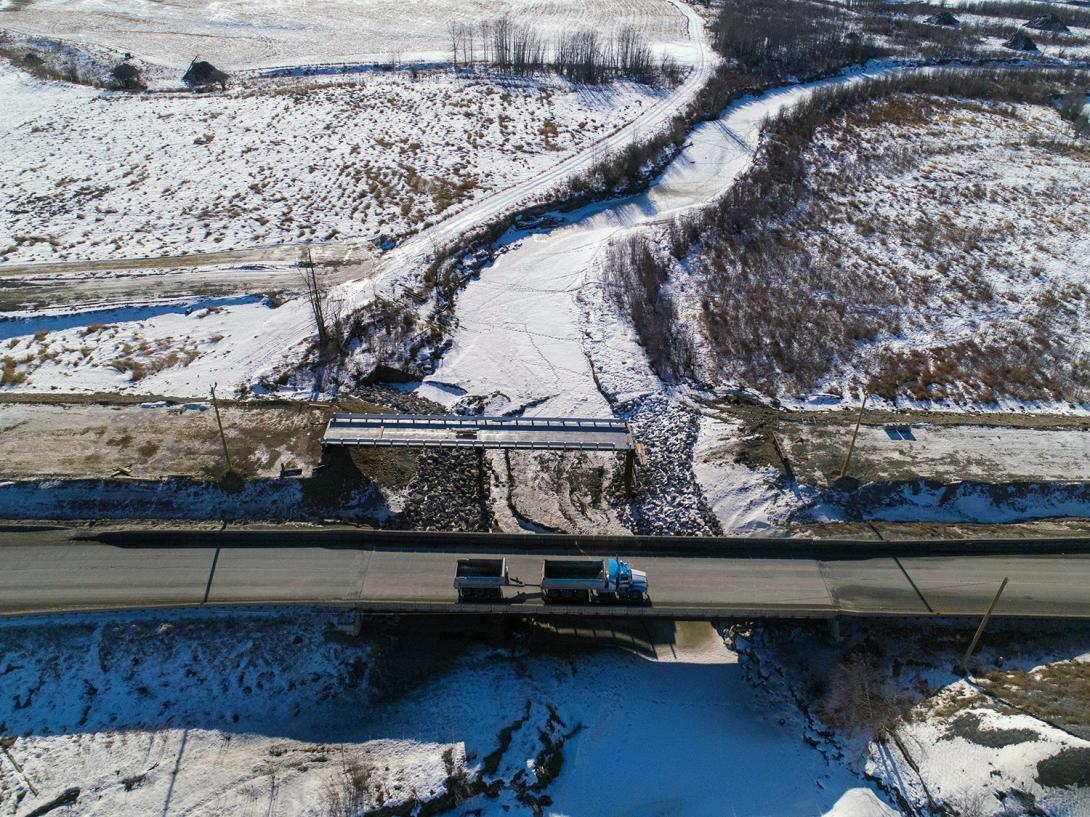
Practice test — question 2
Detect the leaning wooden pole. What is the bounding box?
[958,576,1009,676]
[838,391,869,480]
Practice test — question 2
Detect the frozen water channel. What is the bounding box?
[421,66,908,417]
[395,621,883,817]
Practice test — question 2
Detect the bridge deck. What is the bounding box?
[322,413,633,452]
[3,527,1090,620]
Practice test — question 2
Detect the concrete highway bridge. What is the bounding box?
[2,526,1089,620]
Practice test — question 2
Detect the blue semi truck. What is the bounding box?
[454,557,648,603]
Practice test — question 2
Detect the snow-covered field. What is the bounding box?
[0,610,900,817]
[0,0,714,397]
[0,67,663,264]
[0,0,692,70]
[0,609,460,816]
[877,684,1090,816]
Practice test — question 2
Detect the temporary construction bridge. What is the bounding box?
[322,413,640,490]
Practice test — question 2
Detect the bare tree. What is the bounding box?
[301,247,345,351]
[447,20,460,66]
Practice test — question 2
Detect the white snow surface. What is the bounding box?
[822,788,902,817]
[0,0,694,70]
[0,609,459,816]
[869,692,1090,817]
[1,70,663,265]
[691,414,803,534]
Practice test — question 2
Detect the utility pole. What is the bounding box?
[209,383,233,474]
[838,391,868,481]
[958,577,1009,676]
[304,247,328,347]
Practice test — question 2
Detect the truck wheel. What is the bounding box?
[628,590,643,602]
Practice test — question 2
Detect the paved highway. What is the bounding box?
[2,527,1089,619]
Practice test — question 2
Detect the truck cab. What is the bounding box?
[608,557,648,600]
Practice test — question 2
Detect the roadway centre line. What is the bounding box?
[814,561,840,611]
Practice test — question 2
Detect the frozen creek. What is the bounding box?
[420,67,909,418]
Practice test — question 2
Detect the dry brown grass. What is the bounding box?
[683,86,1090,402]
[1,356,28,386]
[978,660,1090,727]
[110,338,203,381]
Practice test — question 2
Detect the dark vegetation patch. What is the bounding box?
[1026,14,1073,34]
[446,20,668,85]
[1036,746,1090,788]
[940,712,1040,748]
[0,34,108,86]
[1005,31,1040,51]
[111,61,145,91]
[182,59,229,91]
[482,701,533,777]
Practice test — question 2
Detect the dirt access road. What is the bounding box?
[0,241,376,311]
[689,395,1090,486]
[2,393,1088,487]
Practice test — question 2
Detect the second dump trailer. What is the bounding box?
[453,558,509,601]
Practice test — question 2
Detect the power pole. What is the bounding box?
[838,391,869,480]
[304,247,328,347]
[209,383,233,474]
[958,577,1009,676]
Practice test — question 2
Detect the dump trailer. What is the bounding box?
[453,558,509,601]
[541,557,648,603]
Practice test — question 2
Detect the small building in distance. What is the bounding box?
[183,59,229,91]
[1025,14,1071,33]
[926,11,960,27]
[1004,32,1039,52]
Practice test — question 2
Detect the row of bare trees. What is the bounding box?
[714,0,880,77]
[447,19,658,83]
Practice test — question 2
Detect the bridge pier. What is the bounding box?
[827,616,842,644]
